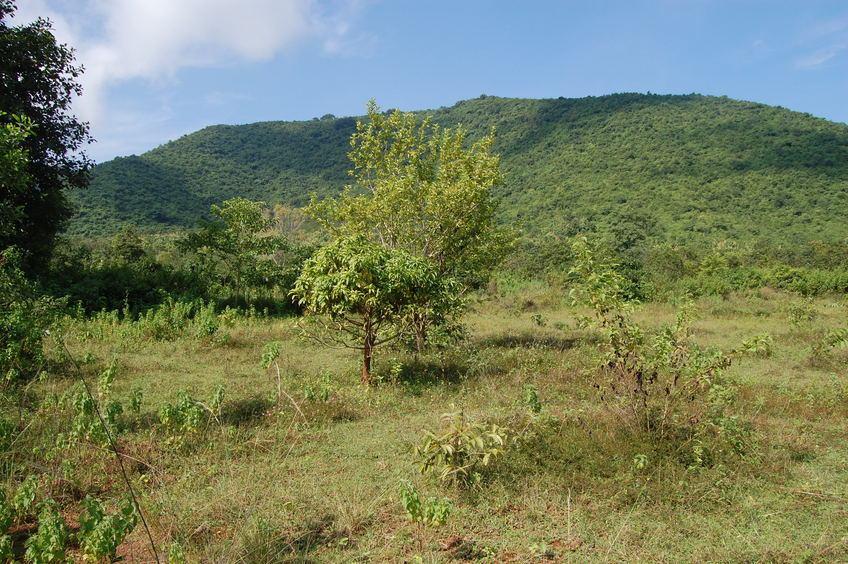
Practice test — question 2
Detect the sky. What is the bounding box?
[12,0,848,163]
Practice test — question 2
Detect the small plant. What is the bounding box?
[158,390,208,443]
[65,384,110,447]
[529,541,555,560]
[210,384,225,417]
[24,500,68,564]
[809,327,848,367]
[523,383,542,415]
[166,540,188,564]
[304,371,332,402]
[398,480,451,553]
[569,238,744,441]
[736,333,773,357]
[129,387,143,413]
[415,409,510,487]
[530,313,546,327]
[0,489,13,561]
[787,297,818,327]
[13,475,38,516]
[97,358,119,400]
[77,494,138,562]
[0,247,62,383]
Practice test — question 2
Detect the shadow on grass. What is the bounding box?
[379,354,476,395]
[221,395,275,426]
[477,333,580,351]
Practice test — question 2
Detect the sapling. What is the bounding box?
[398,480,451,553]
[415,409,510,487]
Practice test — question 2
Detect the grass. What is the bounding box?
[7,289,848,562]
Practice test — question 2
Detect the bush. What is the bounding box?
[414,409,510,487]
[0,248,61,383]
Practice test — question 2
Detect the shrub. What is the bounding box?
[0,248,61,383]
[78,495,138,562]
[569,238,746,443]
[414,409,510,487]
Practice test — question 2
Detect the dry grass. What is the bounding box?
[18,290,848,562]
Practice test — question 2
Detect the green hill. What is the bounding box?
[70,93,848,244]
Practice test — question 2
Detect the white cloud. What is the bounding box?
[795,43,847,70]
[14,1,356,118]
[11,0,363,159]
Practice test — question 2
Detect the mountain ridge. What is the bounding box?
[71,93,848,244]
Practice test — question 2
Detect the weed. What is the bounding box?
[24,500,68,564]
[78,494,138,561]
[736,333,774,357]
[523,383,542,416]
[787,297,818,327]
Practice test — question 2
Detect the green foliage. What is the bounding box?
[523,384,542,415]
[568,236,642,363]
[0,3,92,271]
[133,298,221,341]
[0,112,33,240]
[398,480,451,527]
[809,327,848,367]
[292,236,450,383]
[158,387,225,445]
[414,409,510,487]
[129,387,143,413]
[304,371,332,402]
[44,235,214,314]
[158,391,207,437]
[167,541,188,564]
[24,500,68,563]
[78,494,138,562]
[736,333,774,357]
[0,491,11,561]
[260,340,284,370]
[310,100,511,281]
[66,383,110,447]
[73,94,848,254]
[178,197,289,304]
[569,239,746,442]
[13,475,37,516]
[0,247,61,383]
[308,100,509,349]
[788,298,818,326]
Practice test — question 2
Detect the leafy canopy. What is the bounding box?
[291,236,453,383]
[308,100,512,280]
[0,112,32,240]
[0,1,92,269]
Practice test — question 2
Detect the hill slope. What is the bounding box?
[71,94,848,243]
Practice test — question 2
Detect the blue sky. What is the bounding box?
[15,0,848,163]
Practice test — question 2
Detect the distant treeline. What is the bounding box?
[45,214,848,318]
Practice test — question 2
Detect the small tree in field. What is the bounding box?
[308,101,512,349]
[291,237,452,384]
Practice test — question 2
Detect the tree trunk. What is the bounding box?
[413,312,427,354]
[362,319,374,385]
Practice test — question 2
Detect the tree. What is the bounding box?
[308,101,512,348]
[0,1,92,270]
[178,198,285,305]
[0,111,32,240]
[291,237,452,384]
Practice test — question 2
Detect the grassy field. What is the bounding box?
[18,287,848,563]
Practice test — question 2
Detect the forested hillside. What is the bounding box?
[71,94,848,243]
